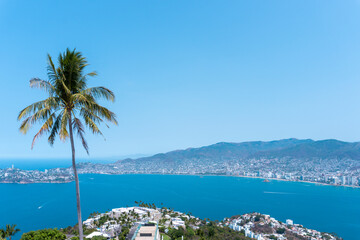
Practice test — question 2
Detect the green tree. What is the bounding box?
[90,236,107,240]
[21,229,66,240]
[18,49,117,240]
[0,229,5,240]
[5,224,20,240]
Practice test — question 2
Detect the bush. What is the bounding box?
[276,228,286,234]
[21,229,66,240]
[91,236,107,240]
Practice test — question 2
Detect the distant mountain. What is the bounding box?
[254,139,360,160]
[72,138,360,181]
[116,138,360,164]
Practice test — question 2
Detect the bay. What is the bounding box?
[1,174,360,240]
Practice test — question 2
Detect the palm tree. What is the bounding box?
[18,48,117,240]
[5,224,20,240]
[0,228,5,240]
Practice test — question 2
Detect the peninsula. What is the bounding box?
[56,203,341,240]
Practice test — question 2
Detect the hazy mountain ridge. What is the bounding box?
[4,139,360,185]
[116,138,360,165]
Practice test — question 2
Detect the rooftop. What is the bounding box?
[133,223,159,240]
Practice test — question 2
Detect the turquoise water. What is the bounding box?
[1,174,360,239]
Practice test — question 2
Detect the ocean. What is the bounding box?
[0,158,117,171]
[1,172,360,239]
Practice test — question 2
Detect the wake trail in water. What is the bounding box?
[37,201,51,209]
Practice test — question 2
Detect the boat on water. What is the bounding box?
[263,179,270,182]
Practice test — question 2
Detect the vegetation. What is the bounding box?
[165,222,250,240]
[0,225,20,240]
[135,200,157,209]
[18,48,117,240]
[20,229,66,240]
[252,223,273,234]
[284,231,308,240]
[61,224,95,237]
[117,227,129,240]
[160,233,171,240]
[89,236,107,240]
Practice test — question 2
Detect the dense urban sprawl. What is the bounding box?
[1,156,359,187]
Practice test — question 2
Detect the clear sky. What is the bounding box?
[1,0,360,159]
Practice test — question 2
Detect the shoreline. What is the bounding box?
[233,175,360,189]
[1,173,359,189]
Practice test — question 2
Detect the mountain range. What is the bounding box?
[116,138,360,165]
[73,138,360,177]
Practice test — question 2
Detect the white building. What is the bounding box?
[171,217,185,229]
[132,222,160,240]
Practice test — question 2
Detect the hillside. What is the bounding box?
[4,139,360,186]
[116,138,360,164]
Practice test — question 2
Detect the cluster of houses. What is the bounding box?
[82,206,192,239]
[225,213,339,240]
[81,206,340,240]
[228,217,264,240]
[83,206,162,239]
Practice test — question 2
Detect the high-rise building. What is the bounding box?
[351,176,358,186]
[342,176,347,185]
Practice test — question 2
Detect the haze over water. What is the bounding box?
[2,174,359,240]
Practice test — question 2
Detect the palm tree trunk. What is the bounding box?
[69,115,84,240]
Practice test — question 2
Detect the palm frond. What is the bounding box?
[70,93,94,107]
[82,87,115,102]
[30,78,55,95]
[48,114,62,145]
[18,100,47,121]
[90,103,118,125]
[86,71,97,77]
[31,113,55,149]
[73,117,89,154]
[79,107,103,124]
[18,97,59,134]
[59,109,70,141]
[83,114,103,136]
[19,116,32,134]
[18,97,60,121]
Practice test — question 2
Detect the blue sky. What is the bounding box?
[1,0,360,160]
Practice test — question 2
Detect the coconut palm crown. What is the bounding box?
[17,48,117,240]
[5,224,20,240]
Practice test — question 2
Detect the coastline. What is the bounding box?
[0,180,73,184]
[233,175,360,189]
[2,172,359,189]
